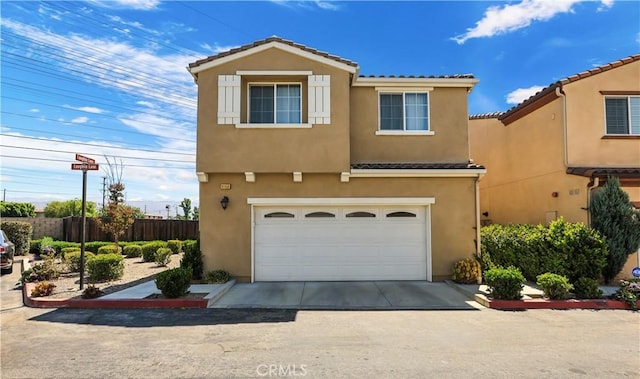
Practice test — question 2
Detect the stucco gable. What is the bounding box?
[187,36,359,80]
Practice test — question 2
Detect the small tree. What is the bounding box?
[591,176,640,283]
[45,199,98,218]
[0,202,36,217]
[179,198,192,220]
[97,156,134,249]
[192,206,199,221]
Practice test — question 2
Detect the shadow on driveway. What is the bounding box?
[30,308,299,327]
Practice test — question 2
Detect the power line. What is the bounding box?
[0,155,194,170]
[1,145,194,163]
[2,134,195,156]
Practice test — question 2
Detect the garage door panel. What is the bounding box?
[254,205,429,281]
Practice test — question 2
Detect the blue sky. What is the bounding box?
[1,0,638,217]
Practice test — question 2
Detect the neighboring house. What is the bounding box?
[469,54,640,278]
[187,37,485,282]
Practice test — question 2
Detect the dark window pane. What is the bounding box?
[305,212,336,218]
[346,211,376,218]
[380,94,403,130]
[386,211,417,218]
[249,86,274,123]
[605,98,628,134]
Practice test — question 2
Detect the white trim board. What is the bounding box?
[189,41,358,75]
[247,197,436,206]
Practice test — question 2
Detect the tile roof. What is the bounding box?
[469,112,503,120]
[188,36,359,69]
[566,167,640,178]
[358,74,475,79]
[351,162,485,170]
[499,53,640,123]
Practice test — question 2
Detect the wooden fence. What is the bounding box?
[62,217,199,242]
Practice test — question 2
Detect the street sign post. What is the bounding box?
[72,154,99,290]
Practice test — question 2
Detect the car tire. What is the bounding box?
[1,266,12,275]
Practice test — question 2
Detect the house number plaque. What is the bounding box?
[220,183,232,190]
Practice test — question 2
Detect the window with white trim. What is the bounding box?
[605,96,640,135]
[380,92,429,131]
[249,83,302,124]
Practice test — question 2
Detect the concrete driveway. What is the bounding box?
[209,281,481,310]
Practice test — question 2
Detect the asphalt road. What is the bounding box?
[2,262,639,379]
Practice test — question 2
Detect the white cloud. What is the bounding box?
[71,116,89,124]
[29,108,40,113]
[598,0,614,11]
[636,32,640,44]
[64,105,106,114]
[452,0,612,44]
[89,0,160,10]
[270,0,340,11]
[201,42,241,54]
[506,85,546,105]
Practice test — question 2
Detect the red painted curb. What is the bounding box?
[23,283,207,309]
[488,298,638,310]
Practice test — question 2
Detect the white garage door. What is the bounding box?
[254,206,429,281]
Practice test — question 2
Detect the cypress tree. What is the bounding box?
[590,176,640,283]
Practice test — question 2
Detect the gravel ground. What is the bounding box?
[24,252,184,299]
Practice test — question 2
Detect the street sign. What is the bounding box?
[71,163,100,170]
[632,267,640,278]
[75,153,96,164]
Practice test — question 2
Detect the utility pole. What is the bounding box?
[101,176,107,212]
[2,189,5,202]
[165,204,170,219]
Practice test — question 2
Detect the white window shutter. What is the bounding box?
[218,75,241,124]
[308,75,331,124]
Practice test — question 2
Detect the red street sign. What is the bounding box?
[75,154,96,164]
[71,163,100,170]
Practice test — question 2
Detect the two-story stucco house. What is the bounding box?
[469,54,640,278]
[187,37,485,282]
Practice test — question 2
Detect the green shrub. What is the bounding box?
[206,270,231,283]
[84,241,115,253]
[20,254,60,283]
[154,248,172,267]
[167,240,183,254]
[123,245,143,258]
[39,237,54,255]
[536,273,573,300]
[29,239,42,255]
[611,279,640,309]
[451,257,481,284]
[49,241,80,256]
[86,253,124,281]
[0,202,36,217]
[61,247,81,256]
[64,251,96,272]
[141,241,167,262]
[573,277,603,299]
[485,267,525,300]
[480,219,607,282]
[97,245,122,255]
[1,221,32,256]
[181,238,203,280]
[155,268,191,298]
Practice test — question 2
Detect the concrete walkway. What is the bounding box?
[209,281,483,310]
[99,280,483,310]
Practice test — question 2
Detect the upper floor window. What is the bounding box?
[249,83,301,124]
[605,96,640,135]
[380,92,429,131]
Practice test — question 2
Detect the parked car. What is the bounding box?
[0,230,15,274]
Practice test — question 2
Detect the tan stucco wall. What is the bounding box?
[199,174,479,282]
[195,48,352,173]
[564,60,640,167]
[469,99,593,225]
[350,87,471,163]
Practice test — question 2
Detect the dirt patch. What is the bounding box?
[26,253,184,299]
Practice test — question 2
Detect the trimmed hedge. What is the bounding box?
[485,267,525,300]
[480,219,607,283]
[65,251,96,272]
[167,240,183,254]
[123,245,142,258]
[1,221,32,256]
[154,247,172,266]
[181,238,203,280]
[97,245,122,255]
[87,253,124,281]
[84,241,116,253]
[536,273,573,300]
[141,241,167,262]
[155,267,191,298]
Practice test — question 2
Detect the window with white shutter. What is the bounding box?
[308,75,331,124]
[218,75,241,124]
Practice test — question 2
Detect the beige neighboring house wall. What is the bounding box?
[469,54,640,280]
[189,37,484,282]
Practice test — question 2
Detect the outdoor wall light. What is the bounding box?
[220,196,229,210]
